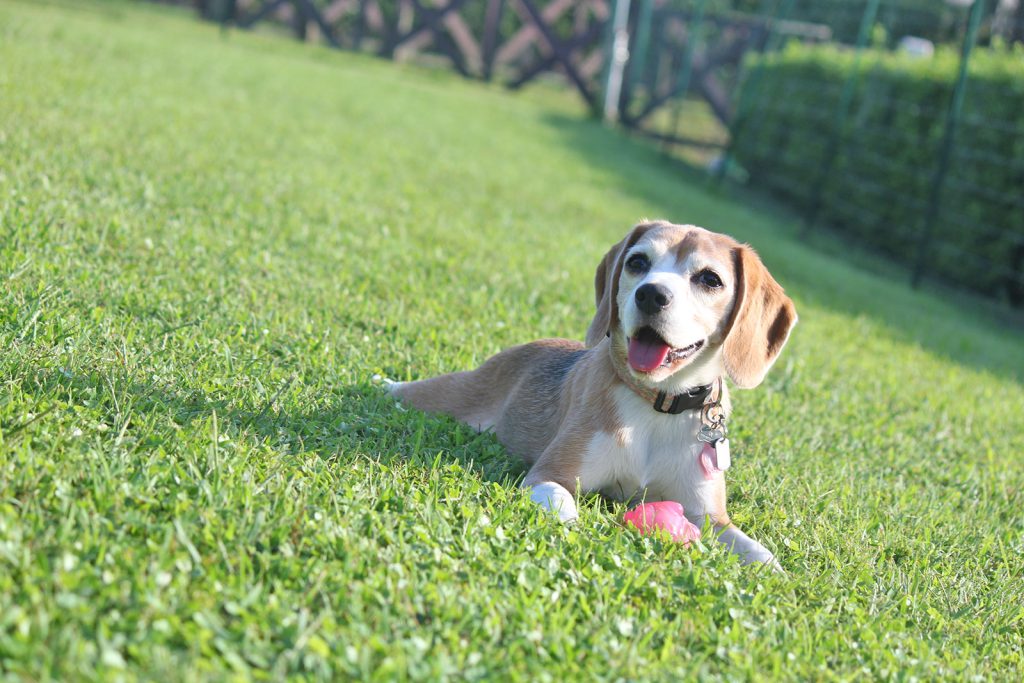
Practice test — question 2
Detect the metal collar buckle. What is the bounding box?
[653,384,713,415]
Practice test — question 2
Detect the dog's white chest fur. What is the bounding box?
[579,386,720,519]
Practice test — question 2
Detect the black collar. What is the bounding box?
[652,383,713,414]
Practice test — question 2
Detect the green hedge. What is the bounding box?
[722,0,968,46]
[733,42,1024,305]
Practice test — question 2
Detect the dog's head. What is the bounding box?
[585,221,797,390]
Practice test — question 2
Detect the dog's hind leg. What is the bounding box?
[714,525,782,571]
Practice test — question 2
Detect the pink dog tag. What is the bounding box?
[699,439,731,479]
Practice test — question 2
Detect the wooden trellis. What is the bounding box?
[231,0,611,108]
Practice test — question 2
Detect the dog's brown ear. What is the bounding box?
[585,223,657,346]
[722,245,797,388]
[584,235,626,347]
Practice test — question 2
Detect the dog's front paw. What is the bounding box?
[528,481,578,524]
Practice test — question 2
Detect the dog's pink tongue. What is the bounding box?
[628,336,671,373]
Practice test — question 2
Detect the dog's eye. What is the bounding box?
[625,254,650,274]
[695,269,723,289]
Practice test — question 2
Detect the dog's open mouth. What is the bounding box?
[627,327,705,373]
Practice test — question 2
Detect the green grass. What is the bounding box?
[2,1,1023,680]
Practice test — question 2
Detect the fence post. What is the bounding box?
[665,0,710,148]
[482,0,505,81]
[603,0,634,122]
[714,0,795,186]
[802,0,880,235]
[911,0,985,288]
[292,0,308,41]
[624,0,655,111]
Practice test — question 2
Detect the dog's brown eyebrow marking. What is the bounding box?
[671,230,705,264]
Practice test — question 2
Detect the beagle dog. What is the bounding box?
[390,221,797,567]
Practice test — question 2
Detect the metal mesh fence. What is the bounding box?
[624,0,1023,309]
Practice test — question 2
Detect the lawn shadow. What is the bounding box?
[11,367,526,486]
[222,382,529,486]
[539,112,1024,385]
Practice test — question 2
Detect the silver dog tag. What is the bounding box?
[697,425,725,444]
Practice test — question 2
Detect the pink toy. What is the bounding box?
[623,501,701,545]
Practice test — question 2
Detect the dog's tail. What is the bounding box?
[388,369,501,432]
[388,339,585,433]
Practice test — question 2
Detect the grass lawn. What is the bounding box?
[2,0,1023,679]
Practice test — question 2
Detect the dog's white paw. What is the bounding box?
[716,525,782,570]
[528,481,578,524]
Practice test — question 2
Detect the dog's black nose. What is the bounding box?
[635,283,673,315]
